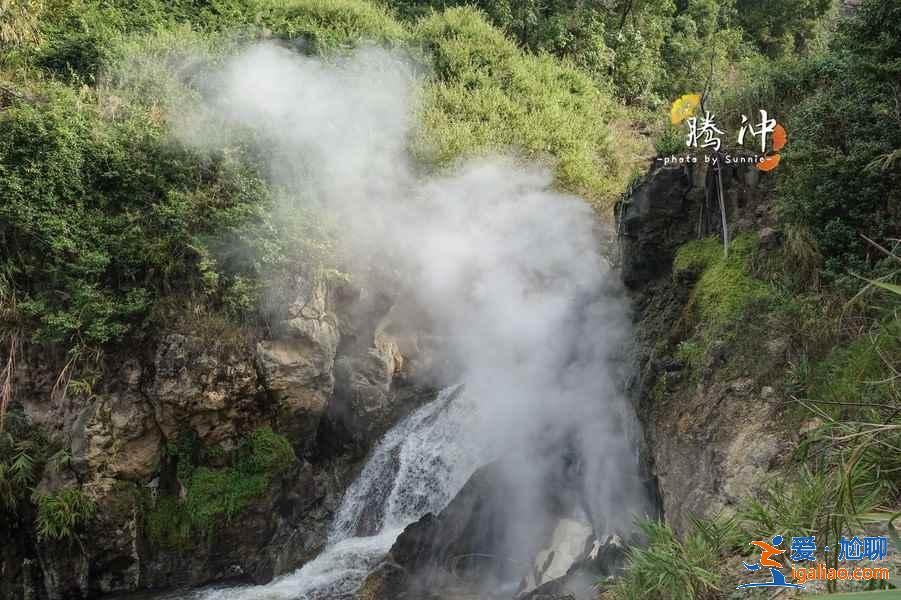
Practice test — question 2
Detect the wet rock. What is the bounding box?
[618,166,695,288]
[357,461,545,599]
[331,328,402,448]
[519,518,592,594]
[257,281,340,455]
[355,561,407,600]
[518,534,628,600]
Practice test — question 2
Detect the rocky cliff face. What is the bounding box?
[1,275,437,600]
[620,161,790,535]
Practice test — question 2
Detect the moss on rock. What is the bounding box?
[146,426,296,549]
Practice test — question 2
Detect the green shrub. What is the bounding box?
[740,462,893,585]
[184,467,269,529]
[35,485,96,541]
[414,7,643,207]
[654,123,687,156]
[145,495,193,548]
[776,0,901,283]
[733,0,833,58]
[807,317,901,413]
[0,79,273,347]
[237,426,296,474]
[0,410,52,514]
[0,438,37,512]
[613,517,741,600]
[260,0,407,49]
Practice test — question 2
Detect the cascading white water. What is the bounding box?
[192,385,481,600]
[158,44,649,600]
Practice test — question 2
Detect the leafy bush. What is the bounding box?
[776,0,901,283]
[0,437,37,512]
[0,83,272,348]
[734,0,833,58]
[0,409,52,514]
[183,467,269,529]
[35,485,96,541]
[237,426,296,473]
[675,234,774,332]
[260,0,407,49]
[413,7,642,207]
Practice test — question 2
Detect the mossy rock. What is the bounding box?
[146,426,296,549]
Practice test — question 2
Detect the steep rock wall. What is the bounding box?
[620,162,790,535]
[1,275,437,600]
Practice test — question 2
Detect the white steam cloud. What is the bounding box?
[180,43,649,587]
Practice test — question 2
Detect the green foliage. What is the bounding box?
[674,339,703,373]
[673,236,721,274]
[741,462,893,574]
[741,468,836,539]
[145,495,193,548]
[183,467,269,530]
[744,311,900,592]
[734,0,833,57]
[807,317,901,412]
[776,0,901,283]
[613,517,741,600]
[676,234,774,332]
[387,0,616,77]
[0,411,49,514]
[26,0,406,81]
[0,438,37,512]
[35,485,96,541]
[259,0,407,49]
[0,80,274,347]
[0,0,44,49]
[413,7,641,206]
[237,426,296,474]
[147,427,296,548]
[654,123,687,156]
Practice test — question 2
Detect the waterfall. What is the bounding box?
[193,385,480,600]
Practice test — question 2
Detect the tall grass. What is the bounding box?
[611,517,743,600]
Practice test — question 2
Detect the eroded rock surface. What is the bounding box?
[621,161,788,534]
[1,275,436,600]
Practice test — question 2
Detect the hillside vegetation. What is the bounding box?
[0,0,646,358]
[1,0,899,597]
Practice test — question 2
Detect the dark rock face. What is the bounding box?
[618,165,696,288]
[1,276,438,600]
[356,461,545,599]
[620,161,786,535]
[357,455,633,600]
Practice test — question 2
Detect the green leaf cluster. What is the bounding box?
[35,485,96,541]
[613,516,743,600]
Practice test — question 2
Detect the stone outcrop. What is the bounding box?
[357,457,630,600]
[1,274,436,600]
[619,161,787,534]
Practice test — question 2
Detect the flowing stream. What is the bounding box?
[192,385,481,600]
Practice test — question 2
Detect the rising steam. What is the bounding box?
[180,42,649,590]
